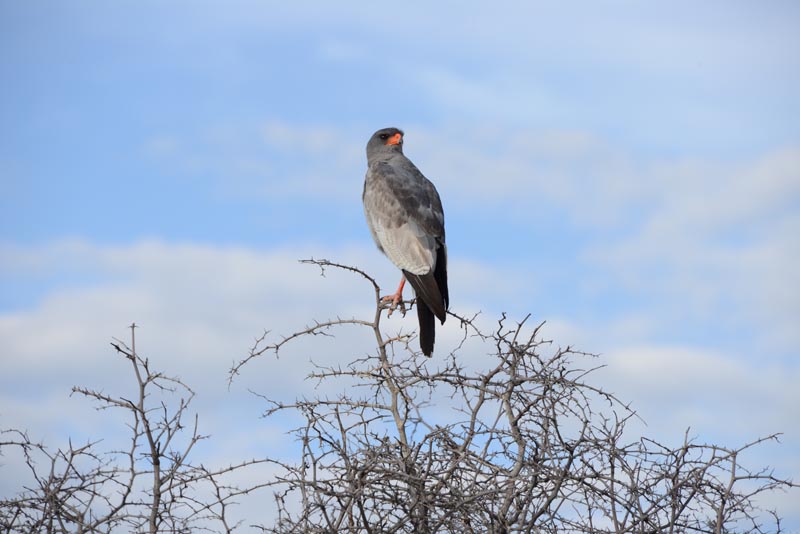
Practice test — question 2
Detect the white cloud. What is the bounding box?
[0,238,531,404]
[584,148,800,349]
[636,147,800,238]
[530,314,800,440]
[600,345,799,425]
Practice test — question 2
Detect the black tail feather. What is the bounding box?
[417,300,435,357]
[403,242,449,356]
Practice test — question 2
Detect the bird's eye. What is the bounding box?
[379,134,388,140]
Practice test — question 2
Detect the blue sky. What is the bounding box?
[2,0,799,528]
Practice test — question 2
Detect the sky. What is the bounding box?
[1,0,799,529]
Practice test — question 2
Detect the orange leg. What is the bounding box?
[381,276,406,313]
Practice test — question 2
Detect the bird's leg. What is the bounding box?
[381,277,406,317]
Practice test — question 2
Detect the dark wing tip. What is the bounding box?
[404,271,446,323]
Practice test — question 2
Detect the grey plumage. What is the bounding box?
[363,127,449,356]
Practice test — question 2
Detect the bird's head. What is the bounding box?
[366,127,404,162]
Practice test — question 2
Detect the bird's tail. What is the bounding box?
[417,300,435,357]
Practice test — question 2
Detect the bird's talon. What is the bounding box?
[381,293,405,317]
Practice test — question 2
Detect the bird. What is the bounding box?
[362,127,449,356]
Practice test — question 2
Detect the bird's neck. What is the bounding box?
[368,149,404,166]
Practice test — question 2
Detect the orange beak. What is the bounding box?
[385,132,403,146]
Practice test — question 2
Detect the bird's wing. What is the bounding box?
[363,160,445,276]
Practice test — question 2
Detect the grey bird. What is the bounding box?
[363,127,449,356]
